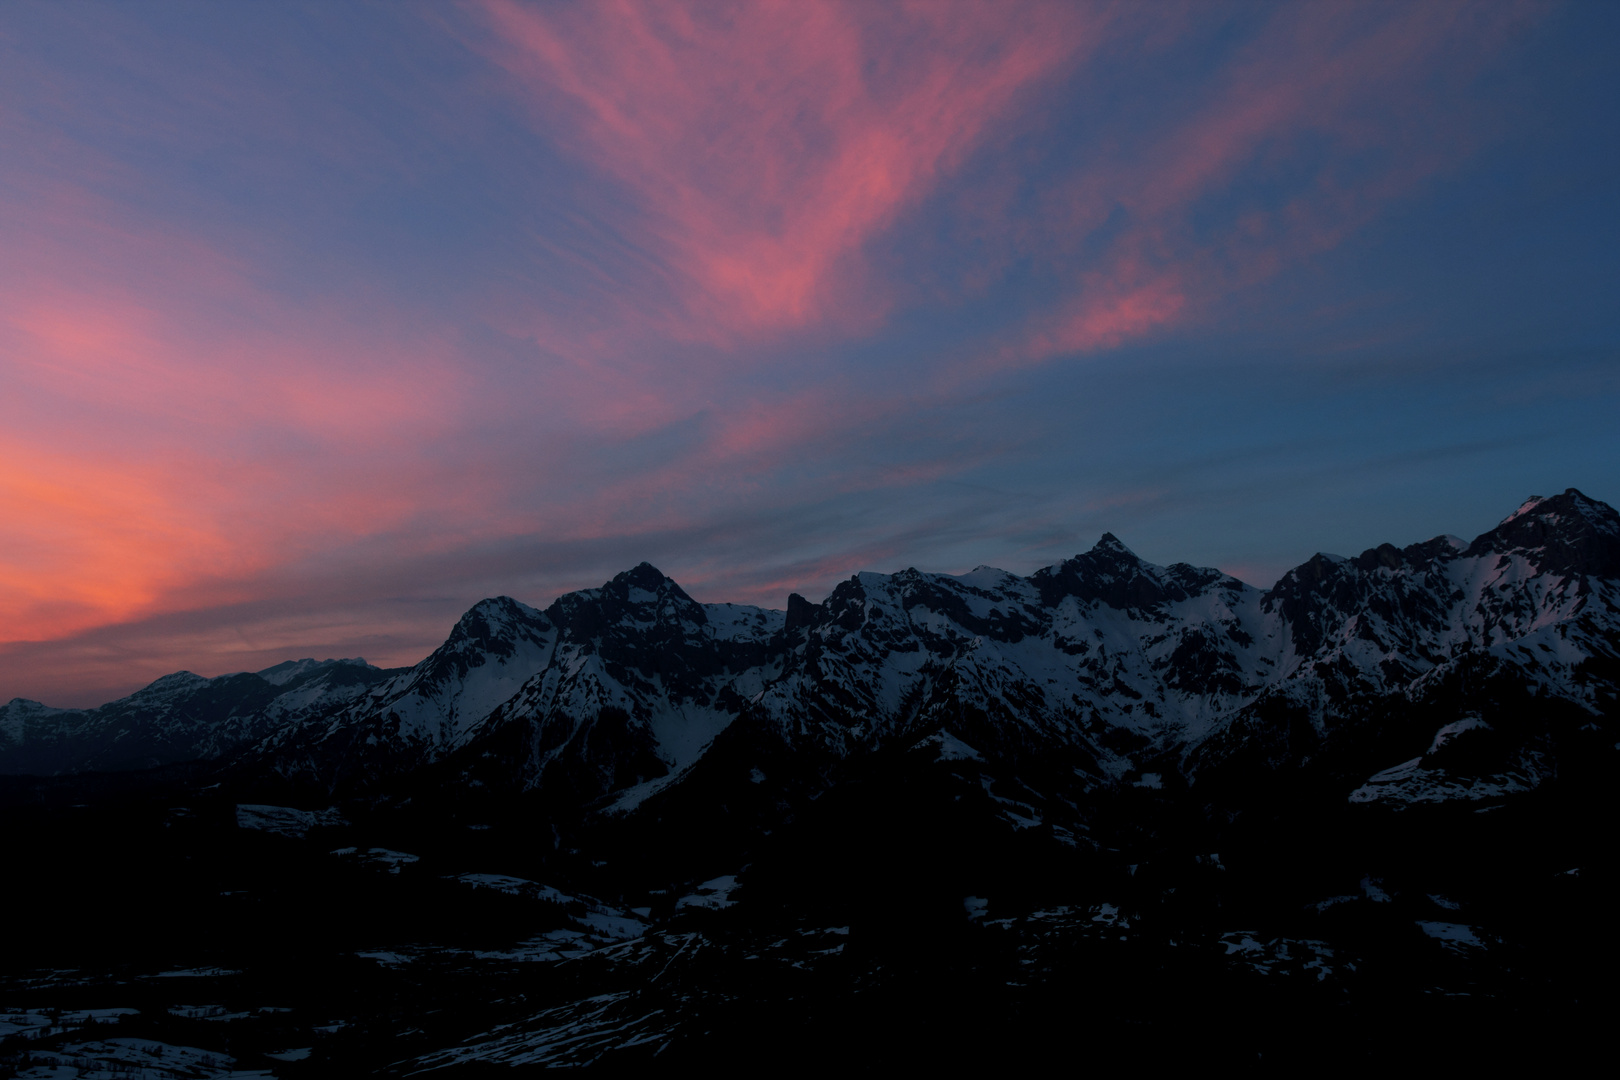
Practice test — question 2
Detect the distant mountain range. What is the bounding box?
[0,657,402,776]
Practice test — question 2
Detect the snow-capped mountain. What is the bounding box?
[737,539,1274,771]
[1187,488,1620,799]
[451,563,783,804]
[244,597,560,790]
[12,490,1616,819]
[0,658,397,775]
[1257,488,1617,704]
[209,487,1613,824]
[244,565,785,797]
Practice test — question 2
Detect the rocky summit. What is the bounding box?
[2,489,1616,1072]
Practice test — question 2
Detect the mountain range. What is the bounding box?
[2,489,1615,1072]
[7,488,1615,823]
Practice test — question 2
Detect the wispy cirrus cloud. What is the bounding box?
[466,0,1103,344]
[463,0,1534,381]
[979,0,1536,366]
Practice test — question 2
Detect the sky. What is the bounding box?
[2,1,1617,707]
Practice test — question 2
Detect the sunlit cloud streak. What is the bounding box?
[466,0,1533,381]
[467,0,1102,343]
[984,1,1533,366]
[0,151,476,642]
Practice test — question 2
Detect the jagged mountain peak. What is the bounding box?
[443,597,551,656]
[1351,543,1409,573]
[548,563,710,638]
[1073,533,1154,580]
[1347,533,1467,574]
[605,562,700,609]
[1266,550,1348,588]
[614,561,675,590]
[461,594,546,624]
[1495,487,1614,529]
[1030,534,1234,611]
[1466,488,1620,576]
[1092,531,1137,556]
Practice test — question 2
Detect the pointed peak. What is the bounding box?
[1497,488,1615,529]
[613,562,672,590]
[606,562,701,612]
[1090,532,1141,559]
[1029,533,1183,609]
[1468,488,1620,573]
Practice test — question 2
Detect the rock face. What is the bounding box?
[10,490,1617,819]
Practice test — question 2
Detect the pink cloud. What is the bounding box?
[1021,270,1189,363]
[0,174,500,647]
[469,0,1100,344]
[956,1,1540,370]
